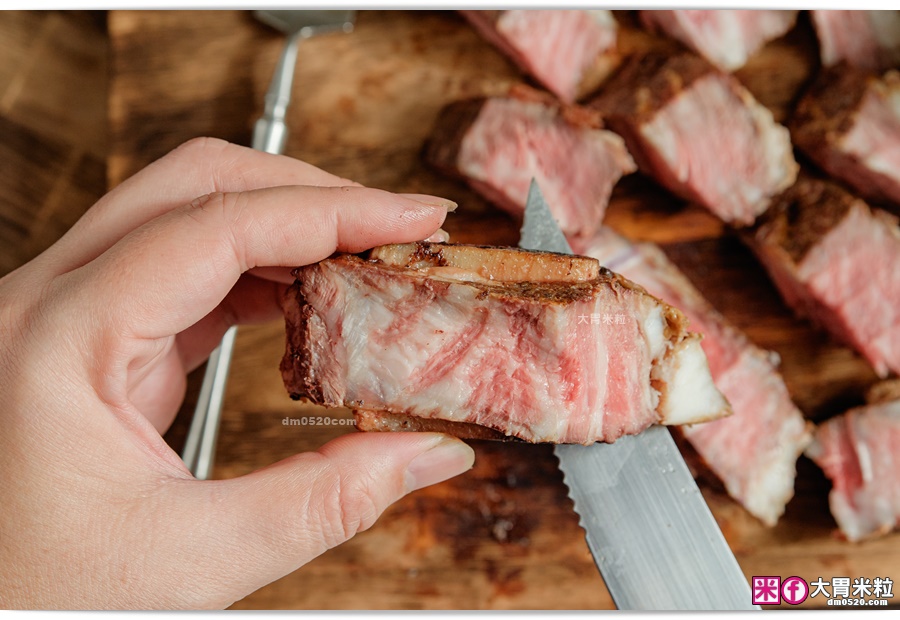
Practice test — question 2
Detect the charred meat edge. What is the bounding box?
[424,83,606,181]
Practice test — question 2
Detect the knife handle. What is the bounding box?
[251,30,303,154]
[182,326,237,480]
[252,116,288,155]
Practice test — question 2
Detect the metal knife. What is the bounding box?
[519,179,757,611]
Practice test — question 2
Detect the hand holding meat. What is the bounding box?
[0,137,473,609]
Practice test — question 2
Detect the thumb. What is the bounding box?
[180,432,474,608]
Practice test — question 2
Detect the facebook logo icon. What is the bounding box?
[752,576,810,605]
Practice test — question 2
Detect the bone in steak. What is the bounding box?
[575,227,811,525]
[461,10,619,103]
[640,10,798,72]
[806,388,900,541]
[746,178,900,378]
[591,52,798,226]
[425,87,636,241]
[280,242,731,445]
[792,64,900,208]
[810,10,900,72]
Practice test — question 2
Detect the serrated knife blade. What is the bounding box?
[520,179,757,610]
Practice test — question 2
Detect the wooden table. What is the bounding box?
[0,11,106,276]
[3,9,898,610]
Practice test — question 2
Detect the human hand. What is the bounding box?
[0,138,475,609]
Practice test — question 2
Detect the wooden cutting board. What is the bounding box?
[108,10,899,609]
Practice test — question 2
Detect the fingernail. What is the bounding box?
[425,228,450,243]
[405,437,475,492]
[399,193,458,212]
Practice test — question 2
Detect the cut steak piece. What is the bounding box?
[791,65,900,208]
[591,53,798,226]
[806,394,900,541]
[640,10,798,72]
[425,87,636,241]
[811,10,900,72]
[280,242,731,445]
[461,10,619,103]
[575,227,811,525]
[746,178,900,378]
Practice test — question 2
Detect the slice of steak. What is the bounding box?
[806,394,900,541]
[746,178,900,378]
[791,64,900,208]
[425,87,636,241]
[640,10,798,72]
[280,242,731,445]
[811,10,900,72]
[575,227,811,526]
[461,10,620,103]
[591,52,797,226]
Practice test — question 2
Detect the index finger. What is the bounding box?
[67,185,453,342]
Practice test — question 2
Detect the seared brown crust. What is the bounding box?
[749,178,858,264]
[506,83,605,129]
[866,379,900,406]
[588,52,721,179]
[423,98,488,175]
[590,52,717,124]
[790,63,873,152]
[354,409,523,442]
[424,84,607,177]
[406,240,450,267]
[280,285,325,403]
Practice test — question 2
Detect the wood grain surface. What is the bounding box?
[0,11,107,278]
[2,9,896,610]
[108,9,898,611]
